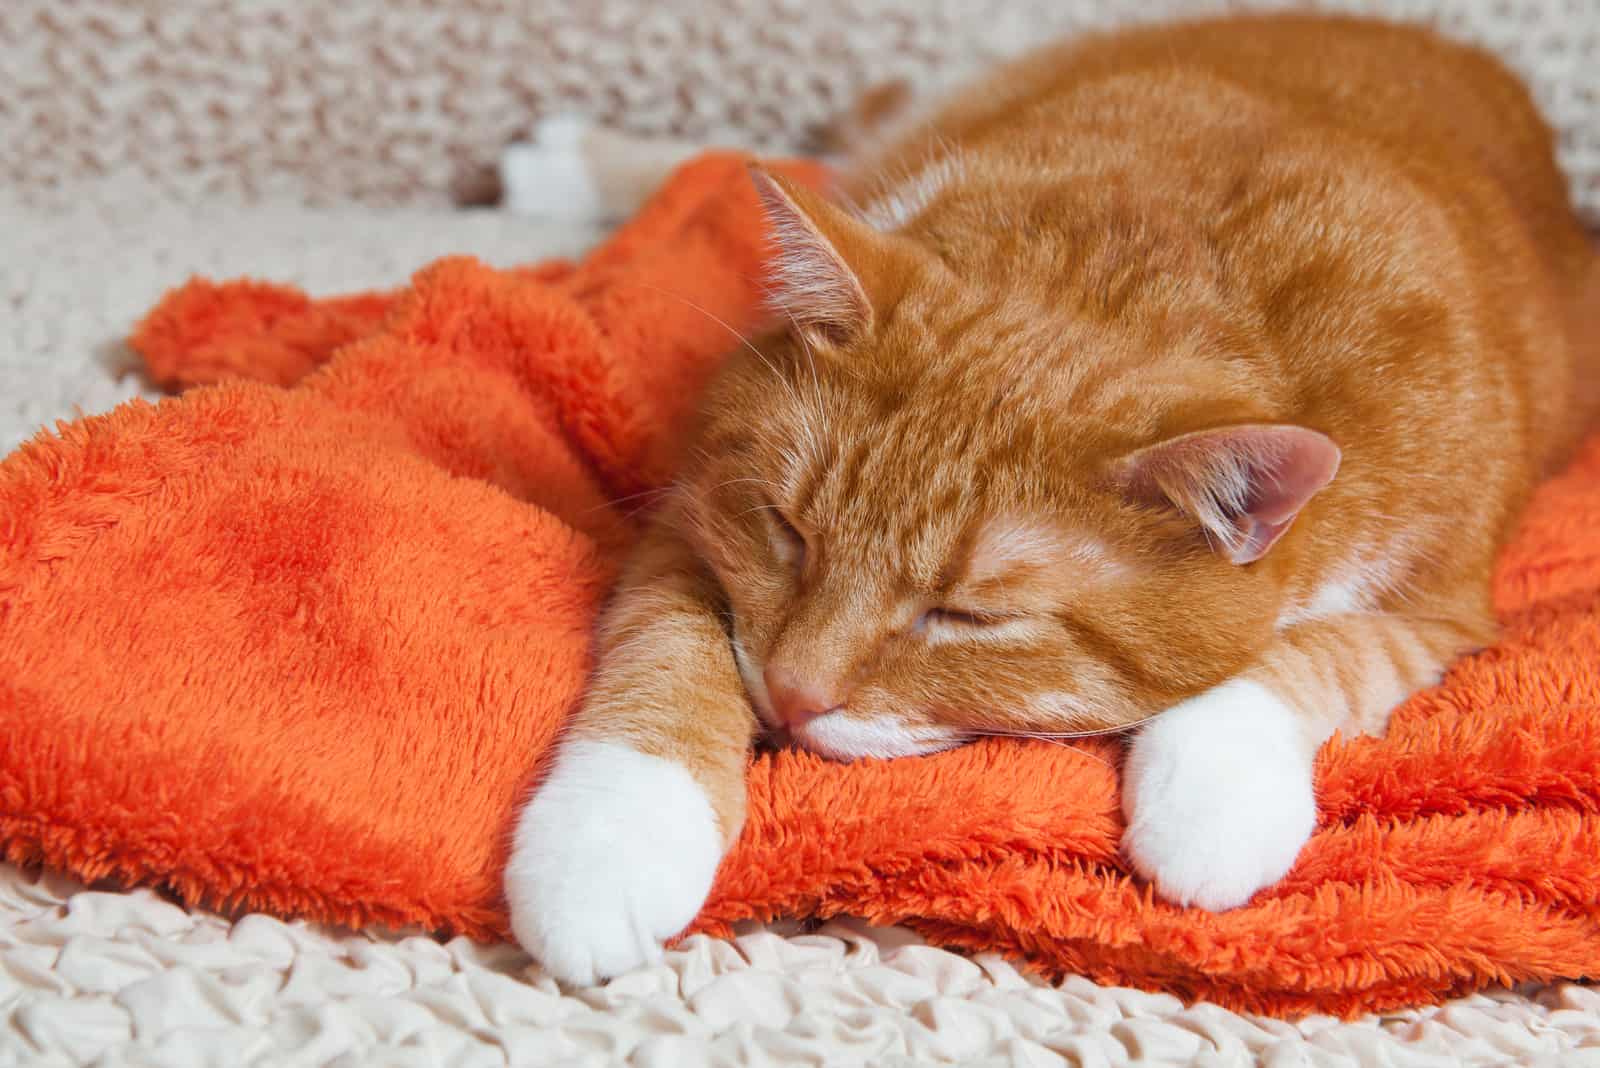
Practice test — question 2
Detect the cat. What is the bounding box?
[502,13,1600,985]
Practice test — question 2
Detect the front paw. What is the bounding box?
[1120,679,1317,911]
[504,739,725,985]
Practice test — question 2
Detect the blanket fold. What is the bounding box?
[3,153,1598,1017]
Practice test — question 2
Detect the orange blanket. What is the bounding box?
[3,154,1599,1018]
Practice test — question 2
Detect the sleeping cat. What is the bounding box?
[503,13,1600,985]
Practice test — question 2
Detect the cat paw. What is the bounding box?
[504,739,725,985]
[1120,678,1317,910]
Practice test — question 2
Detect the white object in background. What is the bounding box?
[501,115,709,224]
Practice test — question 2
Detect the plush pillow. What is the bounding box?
[3,154,1598,1018]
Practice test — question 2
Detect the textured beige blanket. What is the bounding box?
[4,1,1596,222]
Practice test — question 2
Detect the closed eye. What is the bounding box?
[913,606,1037,645]
[917,607,1012,629]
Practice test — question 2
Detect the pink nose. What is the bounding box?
[763,666,840,729]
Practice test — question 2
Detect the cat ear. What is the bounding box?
[1110,424,1341,564]
[748,165,878,345]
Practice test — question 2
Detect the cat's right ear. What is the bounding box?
[748,166,880,346]
[1109,424,1341,564]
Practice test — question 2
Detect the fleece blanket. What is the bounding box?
[2,154,1599,1019]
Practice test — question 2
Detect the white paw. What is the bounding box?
[499,115,605,220]
[1121,679,1317,910]
[505,739,725,985]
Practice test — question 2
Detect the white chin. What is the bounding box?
[793,712,963,761]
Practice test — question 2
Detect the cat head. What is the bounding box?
[674,168,1340,760]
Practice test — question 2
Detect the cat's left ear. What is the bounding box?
[1109,424,1341,564]
[748,166,887,346]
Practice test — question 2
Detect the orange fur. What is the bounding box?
[575,12,1596,822]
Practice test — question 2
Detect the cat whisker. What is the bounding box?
[709,476,786,496]
[961,730,1122,770]
[626,277,842,482]
[630,280,809,405]
[585,485,675,517]
[969,723,1141,740]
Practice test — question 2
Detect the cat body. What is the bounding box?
[505,14,1599,984]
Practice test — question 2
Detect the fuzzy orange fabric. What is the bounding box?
[3,154,1599,1018]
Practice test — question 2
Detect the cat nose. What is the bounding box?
[763,666,840,729]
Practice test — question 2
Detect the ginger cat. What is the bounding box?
[504,13,1600,984]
